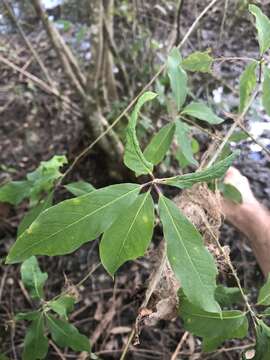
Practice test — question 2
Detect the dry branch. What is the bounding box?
[2,0,54,87]
[0,54,81,117]
[31,0,86,97]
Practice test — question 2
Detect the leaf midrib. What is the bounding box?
[185,311,245,321]
[32,264,41,299]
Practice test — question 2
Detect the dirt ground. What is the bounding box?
[1,1,270,359]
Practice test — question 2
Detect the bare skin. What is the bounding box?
[222,167,270,277]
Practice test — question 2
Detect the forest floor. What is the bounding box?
[0,1,270,359]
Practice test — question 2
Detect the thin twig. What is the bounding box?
[0,266,8,303]
[170,331,189,360]
[75,262,101,288]
[119,330,135,360]
[18,280,33,307]
[49,340,66,360]
[0,54,81,117]
[2,0,54,87]
[174,0,184,45]
[49,262,101,304]
[214,56,256,63]
[103,18,131,92]
[219,0,229,43]
[31,0,86,97]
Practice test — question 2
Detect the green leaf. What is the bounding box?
[0,180,31,205]
[18,194,53,237]
[64,181,95,197]
[175,119,198,167]
[7,184,140,263]
[26,155,67,204]
[27,156,67,184]
[215,286,243,307]
[16,311,40,321]
[47,314,90,353]
[221,183,243,204]
[22,314,49,360]
[48,296,75,319]
[262,307,270,317]
[144,123,175,165]
[167,47,188,111]
[162,152,238,189]
[175,138,199,169]
[159,195,220,312]
[124,92,156,175]
[253,320,270,360]
[239,61,257,113]
[0,354,9,360]
[249,5,270,55]
[263,66,270,116]
[179,293,248,352]
[257,274,270,305]
[182,102,224,125]
[100,192,155,275]
[21,256,48,299]
[0,156,67,206]
[229,130,249,142]
[182,51,213,73]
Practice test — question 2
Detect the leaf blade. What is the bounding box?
[221,183,243,204]
[239,61,257,113]
[182,51,213,73]
[182,102,224,125]
[47,315,90,353]
[159,195,220,312]
[263,66,270,116]
[258,274,270,306]
[253,320,270,360]
[249,5,270,55]
[18,194,53,237]
[48,296,75,319]
[0,181,31,206]
[175,119,198,167]
[124,92,156,176]
[162,152,238,189]
[27,155,67,204]
[179,292,248,352]
[20,256,48,299]
[22,314,49,360]
[7,184,140,263]
[144,123,175,165]
[64,181,95,197]
[167,47,188,111]
[100,192,155,275]
[215,286,243,307]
